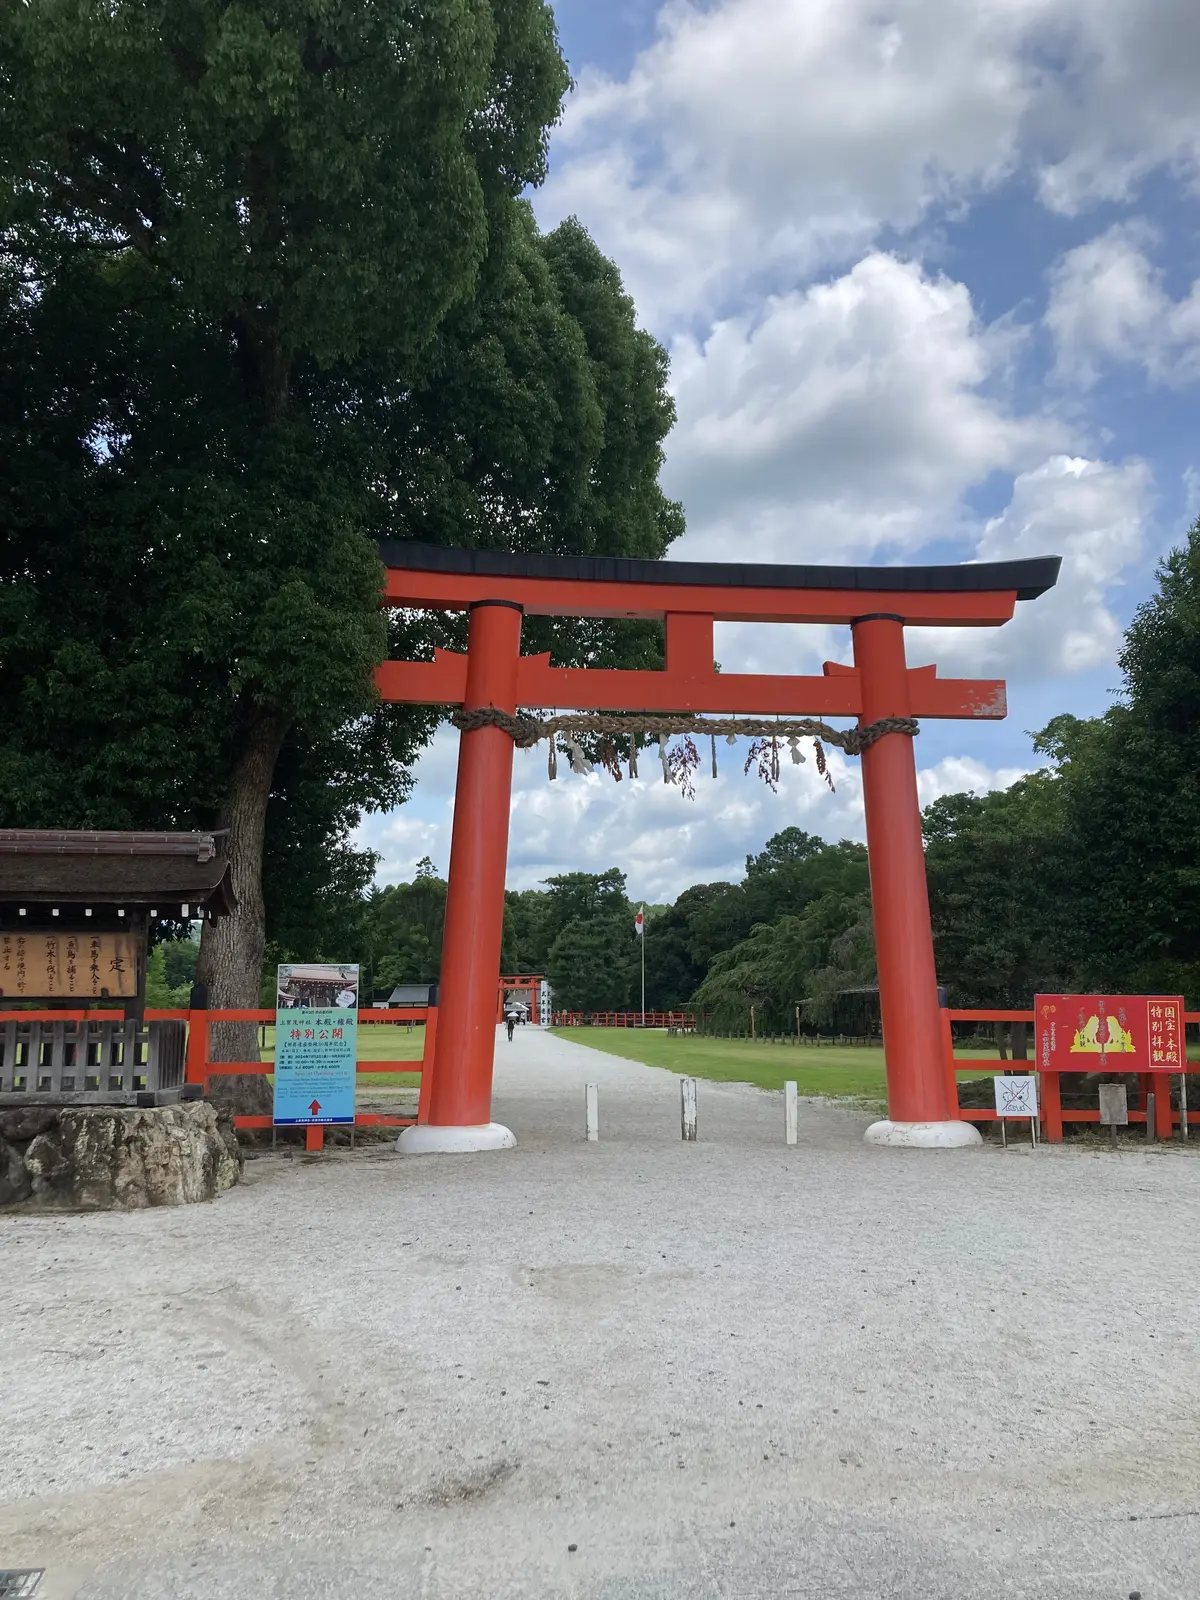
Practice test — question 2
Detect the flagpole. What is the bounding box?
[641,903,646,1028]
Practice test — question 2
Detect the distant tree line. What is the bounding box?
[345,831,873,1025]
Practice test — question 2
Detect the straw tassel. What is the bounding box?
[548,730,558,780]
[566,738,592,775]
[711,733,718,778]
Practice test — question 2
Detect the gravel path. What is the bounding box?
[3,1025,1200,1599]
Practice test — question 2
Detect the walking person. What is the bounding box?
[505,1005,518,1042]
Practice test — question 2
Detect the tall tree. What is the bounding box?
[1,4,685,1104]
[360,865,448,994]
[1,0,570,1051]
[743,828,869,926]
[692,891,875,1032]
[502,888,555,975]
[540,870,632,942]
[1045,525,1200,998]
[547,916,638,1013]
[679,883,755,973]
[923,773,1078,1009]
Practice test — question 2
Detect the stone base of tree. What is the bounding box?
[0,1102,242,1210]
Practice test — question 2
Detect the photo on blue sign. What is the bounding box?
[273,962,359,1127]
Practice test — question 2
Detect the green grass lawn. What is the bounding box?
[551,1027,1001,1102]
[258,1022,424,1089]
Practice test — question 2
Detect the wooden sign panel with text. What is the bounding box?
[0,931,139,998]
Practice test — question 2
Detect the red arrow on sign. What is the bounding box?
[308,1099,322,1115]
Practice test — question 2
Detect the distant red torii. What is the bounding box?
[376,542,1060,1152]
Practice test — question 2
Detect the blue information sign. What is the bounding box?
[273,962,359,1126]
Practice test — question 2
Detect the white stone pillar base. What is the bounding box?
[864,1119,982,1149]
[395,1123,517,1156]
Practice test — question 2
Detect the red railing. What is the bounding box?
[552,1010,698,1030]
[185,1006,436,1151]
[944,1008,1199,1140]
[0,1005,436,1154]
[16,1001,1194,1149]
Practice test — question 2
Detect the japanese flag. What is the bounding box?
[634,909,644,936]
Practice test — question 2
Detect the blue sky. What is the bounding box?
[361,0,1200,901]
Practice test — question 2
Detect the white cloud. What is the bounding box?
[1046,225,1200,388]
[1183,466,1200,527]
[910,453,1153,680]
[665,251,1051,565]
[541,0,1200,329]
[916,755,1032,809]
[365,813,444,886]
[1030,0,1200,215]
[543,0,1035,325]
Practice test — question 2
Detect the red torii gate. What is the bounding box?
[376,543,1060,1152]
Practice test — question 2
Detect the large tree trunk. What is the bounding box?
[197,711,290,1115]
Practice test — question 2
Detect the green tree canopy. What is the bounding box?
[1050,531,1200,996]
[922,772,1079,1008]
[0,1,684,1113]
[547,915,638,1013]
[1,0,570,1054]
[678,883,755,973]
[923,523,1200,1010]
[1,0,568,411]
[743,829,869,926]
[541,870,631,940]
[360,871,448,994]
[692,891,876,1032]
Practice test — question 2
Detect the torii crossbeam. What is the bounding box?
[376,542,1060,1151]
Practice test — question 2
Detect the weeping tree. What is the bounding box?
[0,1,683,1109]
[691,890,876,1033]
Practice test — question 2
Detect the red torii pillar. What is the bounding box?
[382,544,1059,1154]
[852,615,974,1146]
[397,601,524,1153]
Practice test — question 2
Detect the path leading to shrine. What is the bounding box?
[3,1025,1199,1599]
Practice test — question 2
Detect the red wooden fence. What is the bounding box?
[8,1002,1195,1150]
[0,1005,436,1154]
[552,1010,698,1029]
[945,1008,1199,1140]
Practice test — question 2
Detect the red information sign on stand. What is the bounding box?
[1035,994,1184,1072]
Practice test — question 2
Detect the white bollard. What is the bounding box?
[785,1080,798,1146]
[680,1076,698,1142]
[585,1082,599,1142]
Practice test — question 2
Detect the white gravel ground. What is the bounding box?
[3,1025,1200,1599]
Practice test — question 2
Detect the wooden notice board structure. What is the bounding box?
[0,830,234,1017]
[375,542,1061,1153]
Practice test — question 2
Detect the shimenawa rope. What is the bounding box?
[449,706,917,754]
